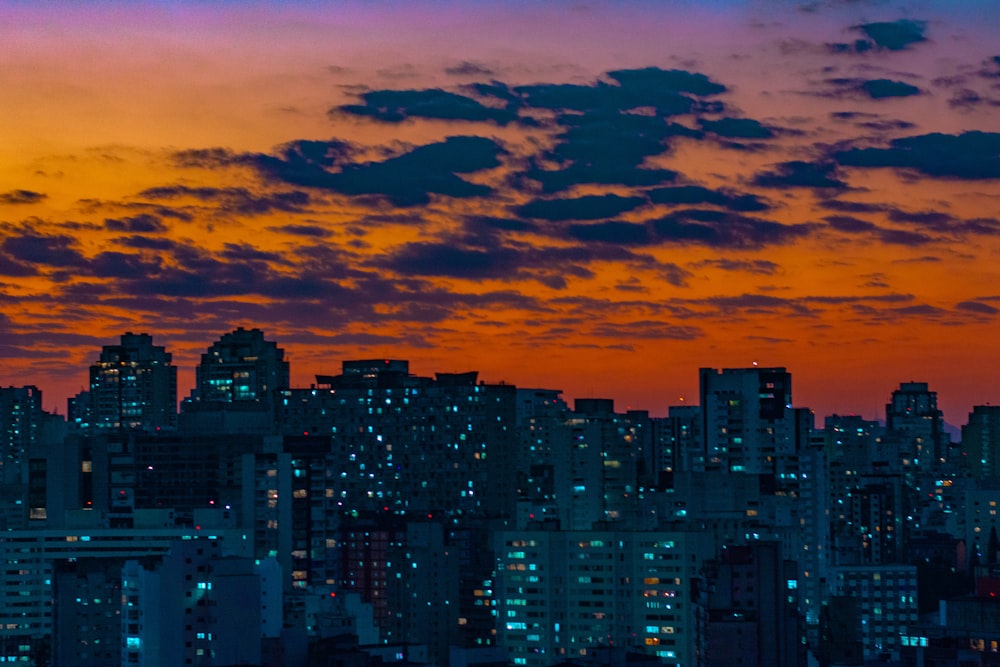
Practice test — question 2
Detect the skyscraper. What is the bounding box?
[698,367,804,475]
[190,327,289,404]
[80,333,177,431]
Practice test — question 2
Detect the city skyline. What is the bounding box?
[3,1,1000,423]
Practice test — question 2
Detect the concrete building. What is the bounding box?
[76,333,177,431]
[885,381,948,471]
[832,563,919,660]
[962,405,1000,481]
[698,367,809,478]
[0,526,249,665]
[702,541,805,667]
[494,527,708,667]
[121,538,274,667]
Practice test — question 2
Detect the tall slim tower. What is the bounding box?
[85,333,176,431]
[191,327,289,403]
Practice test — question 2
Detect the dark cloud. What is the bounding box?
[875,228,935,245]
[254,135,503,206]
[956,300,999,315]
[89,251,164,279]
[699,117,774,139]
[830,19,928,53]
[832,131,1000,179]
[692,258,780,275]
[650,210,817,248]
[590,320,702,341]
[606,67,727,96]
[818,199,884,213]
[824,213,936,245]
[824,214,876,232]
[104,214,167,233]
[647,185,769,212]
[566,221,651,245]
[445,61,495,77]
[525,163,679,194]
[0,189,46,205]
[0,255,37,276]
[514,81,692,115]
[861,79,921,99]
[334,88,519,125]
[855,19,928,51]
[517,194,646,221]
[522,111,694,193]
[753,160,848,189]
[114,235,183,251]
[2,233,85,268]
[139,185,312,215]
[270,224,333,238]
[947,88,1000,111]
[172,147,244,169]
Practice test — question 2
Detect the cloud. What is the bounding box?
[334,88,519,125]
[753,160,848,189]
[445,61,495,77]
[824,214,876,232]
[855,19,928,51]
[956,300,999,315]
[650,210,817,248]
[381,243,511,280]
[832,131,1000,179]
[860,79,921,99]
[139,185,312,216]
[254,135,503,206]
[2,233,85,268]
[104,213,168,233]
[829,19,928,53]
[647,185,769,212]
[699,117,774,139]
[0,189,46,205]
[269,224,333,238]
[566,221,651,245]
[606,67,727,96]
[691,258,780,275]
[517,194,646,221]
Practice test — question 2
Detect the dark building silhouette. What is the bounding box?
[703,541,805,667]
[73,333,177,431]
[963,405,1000,480]
[190,326,289,403]
[886,381,948,470]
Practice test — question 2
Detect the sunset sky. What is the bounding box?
[3,1,1000,424]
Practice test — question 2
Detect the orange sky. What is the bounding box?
[2,1,1000,425]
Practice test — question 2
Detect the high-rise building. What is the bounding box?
[698,367,806,477]
[885,381,947,469]
[961,405,1000,480]
[703,541,805,667]
[78,333,177,431]
[190,327,289,404]
[832,564,919,660]
[0,385,44,483]
[494,527,708,667]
